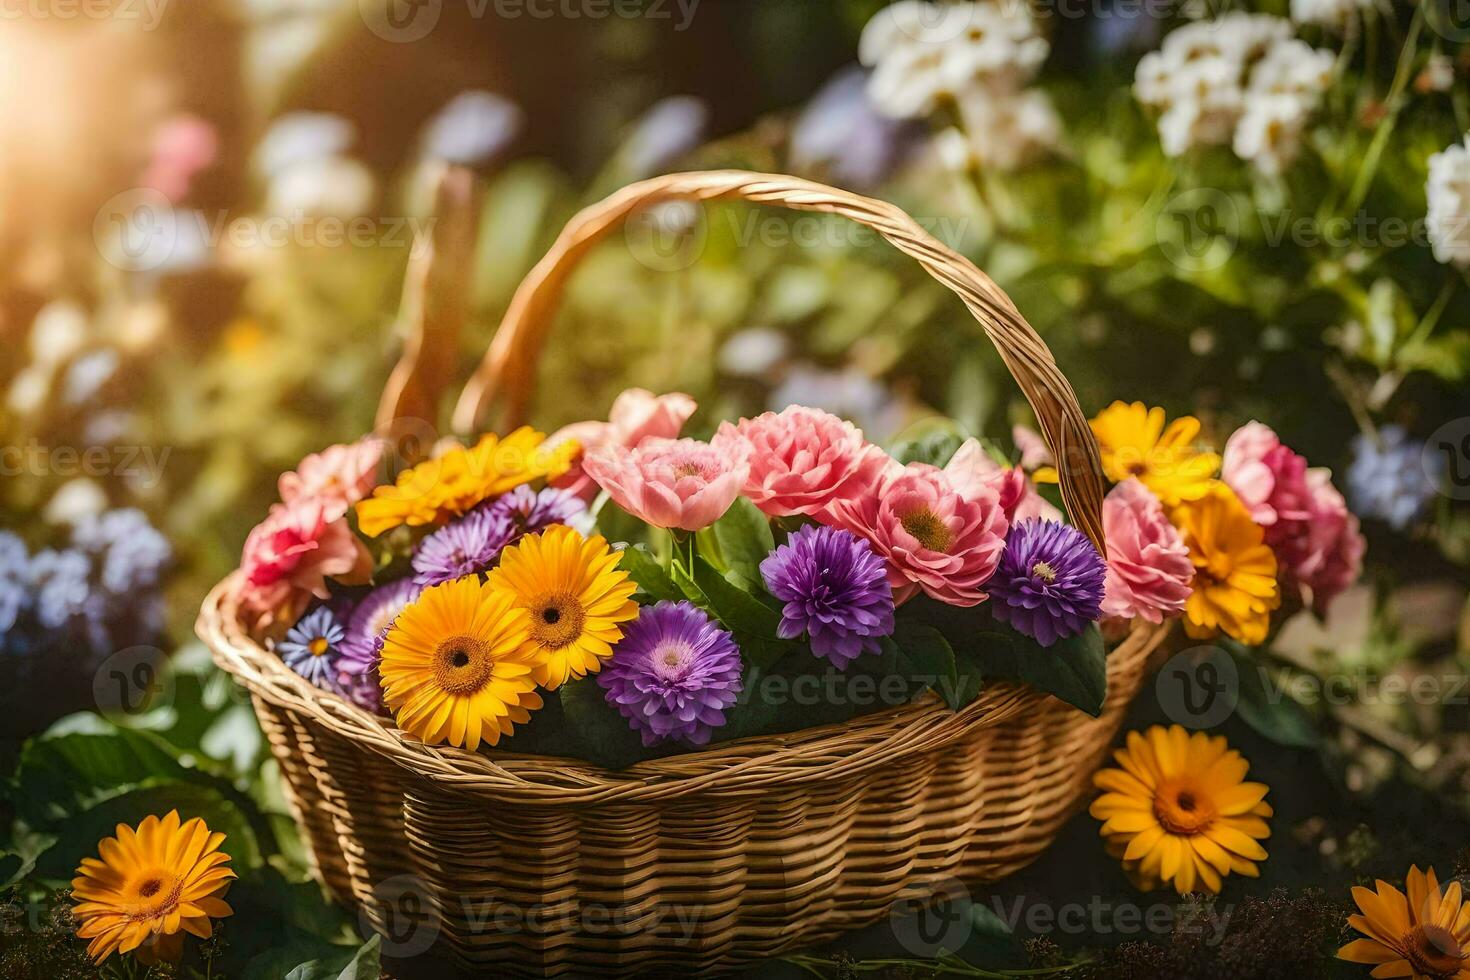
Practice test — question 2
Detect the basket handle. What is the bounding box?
[450,170,1107,549]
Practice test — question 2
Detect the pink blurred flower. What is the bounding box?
[238,499,371,622]
[279,438,383,521]
[1221,421,1314,543]
[712,406,890,519]
[1013,423,1054,472]
[141,114,218,204]
[943,438,1062,523]
[1100,479,1194,624]
[1222,422,1364,613]
[549,388,697,500]
[583,436,750,532]
[1291,470,1366,615]
[829,462,1008,607]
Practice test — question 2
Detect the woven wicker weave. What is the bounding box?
[198,171,1170,977]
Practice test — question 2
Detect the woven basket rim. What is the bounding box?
[198,572,1168,806]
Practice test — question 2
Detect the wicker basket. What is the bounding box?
[198,171,1171,977]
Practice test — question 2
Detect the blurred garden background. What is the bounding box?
[2,0,1470,976]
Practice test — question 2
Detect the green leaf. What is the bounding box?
[616,544,683,602]
[559,676,655,770]
[892,623,962,709]
[699,496,775,587]
[591,493,650,548]
[285,937,382,980]
[1234,648,1320,749]
[960,625,1107,716]
[689,557,784,640]
[888,417,969,468]
[710,665,781,743]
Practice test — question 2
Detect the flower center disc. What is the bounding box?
[126,871,182,921]
[1153,781,1215,835]
[432,634,495,695]
[900,507,955,553]
[1032,560,1058,583]
[1407,924,1467,979]
[531,592,586,650]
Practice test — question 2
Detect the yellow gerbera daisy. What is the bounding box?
[355,427,575,537]
[1090,401,1221,506]
[486,524,639,690]
[1340,865,1470,979]
[1174,483,1280,645]
[379,576,543,750]
[1090,725,1272,896]
[71,810,235,965]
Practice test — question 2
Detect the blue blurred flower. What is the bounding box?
[0,531,30,635]
[421,90,523,166]
[72,508,172,594]
[790,66,917,189]
[27,548,93,630]
[1347,426,1444,531]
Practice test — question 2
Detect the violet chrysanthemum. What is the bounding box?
[487,485,586,536]
[339,578,420,671]
[985,519,1106,647]
[411,507,517,587]
[597,601,744,747]
[279,606,348,689]
[760,524,894,668]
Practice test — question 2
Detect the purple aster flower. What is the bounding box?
[985,520,1106,647]
[597,601,744,747]
[760,524,894,669]
[340,578,420,671]
[487,485,587,537]
[279,606,347,690]
[411,507,517,587]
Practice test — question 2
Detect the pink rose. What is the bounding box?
[711,406,890,519]
[1100,479,1194,624]
[238,499,371,622]
[549,388,697,500]
[829,462,1008,607]
[943,438,1062,523]
[1221,421,1314,541]
[279,438,383,521]
[1291,470,1365,615]
[583,436,751,532]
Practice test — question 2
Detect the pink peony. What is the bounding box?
[829,462,1008,607]
[943,438,1062,523]
[1290,470,1366,615]
[238,499,371,622]
[1221,421,1314,543]
[549,388,697,500]
[711,406,890,519]
[279,438,383,521]
[1100,479,1194,624]
[582,436,750,532]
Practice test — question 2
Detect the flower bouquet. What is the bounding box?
[195,170,1350,974]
